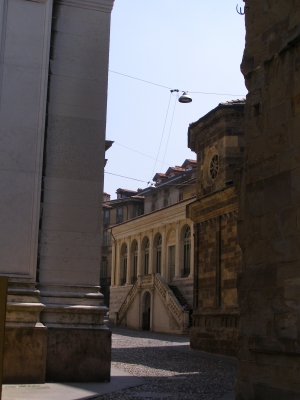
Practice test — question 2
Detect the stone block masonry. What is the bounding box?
[236,0,300,398]
[0,0,114,383]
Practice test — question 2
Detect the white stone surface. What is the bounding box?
[0,0,52,278]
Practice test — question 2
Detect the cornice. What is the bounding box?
[56,0,114,12]
[187,186,238,223]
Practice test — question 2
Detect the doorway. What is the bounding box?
[142,291,151,330]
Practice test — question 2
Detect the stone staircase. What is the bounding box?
[168,285,193,327]
[116,274,190,333]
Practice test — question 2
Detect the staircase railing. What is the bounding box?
[154,274,189,332]
[117,278,139,324]
[116,273,189,332]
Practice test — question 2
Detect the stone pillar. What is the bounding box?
[161,225,167,279]
[236,1,300,397]
[0,277,8,391]
[137,234,142,277]
[175,221,180,279]
[126,238,131,285]
[0,0,53,383]
[37,0,114,382]
[148,230,154,274]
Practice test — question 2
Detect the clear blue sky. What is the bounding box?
[104,0,246,199]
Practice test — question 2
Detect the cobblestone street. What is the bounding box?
[95,322,237,400]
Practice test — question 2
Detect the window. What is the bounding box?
[102,230,111,246]
[121,245,127,285]
[151,203,156,212]
[103,209,110,225]
[132,243,138,283]
[116,207,123,223]
[144,239,149,275]
[178,191,183,201]
[183,227,191,277]
[163,198,169,207]
[156,235,162,274]
[100,257,108,278]
[209,155,219,180]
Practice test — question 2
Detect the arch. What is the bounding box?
[141,291,151,331]
[120,242,127,285]
[166,228,176,243]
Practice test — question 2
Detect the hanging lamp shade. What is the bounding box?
[178,91,192,103]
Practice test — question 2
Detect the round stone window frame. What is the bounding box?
[203,147,219,186]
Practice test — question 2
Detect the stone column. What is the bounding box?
[137,234,142,277]
[0,0,53,383]
[148,230,154,274]
[175,221,181,279]
[161,225,167,279]
[126,237,131,285]
[37,0,114,383]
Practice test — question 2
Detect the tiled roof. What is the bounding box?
[116,188,138,194]
[219,98,246,105]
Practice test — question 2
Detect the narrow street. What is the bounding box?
[95,322,237,400]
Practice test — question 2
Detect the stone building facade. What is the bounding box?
[101,188,144,306]
[0,0,114,384]
[187,100,245,357]
[109,160,196,334]
[236,1,300,398]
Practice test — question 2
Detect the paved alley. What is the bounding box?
[95,323,237,400]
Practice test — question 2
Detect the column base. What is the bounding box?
[3,323,47,384]
[46,325,111,382]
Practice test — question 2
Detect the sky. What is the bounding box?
[104,0,247,199]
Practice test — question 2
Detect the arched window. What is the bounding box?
[144,239,150,275]
[156,235,162,274]
[183,227,191,276]
[132,243,138,283]
[121,244,127,286]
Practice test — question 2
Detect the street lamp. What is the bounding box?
[179,91,192,103]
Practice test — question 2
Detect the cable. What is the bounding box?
[109,70,171,90]
[160,93,178,170]
[114,142,172,166]
[105,171,148,183]
[104,171,196,187]
[149,92,172,181]
[189,90,245,96]
[109,69,245,96]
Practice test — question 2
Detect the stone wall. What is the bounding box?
[187,102,244,357]
[188,192,241,357]
[236,0,300,397]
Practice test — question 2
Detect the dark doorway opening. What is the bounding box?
[142,292,151,330]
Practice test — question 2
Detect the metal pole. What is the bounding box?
[0,276,8,400]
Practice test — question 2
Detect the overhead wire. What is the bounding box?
[109,69,245,96]
[104,171,148,183]
[149,91,172,182]
[114,142,172,166]
[160,92,178,171]
[104,171,196,187]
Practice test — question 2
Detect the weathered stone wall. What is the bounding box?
[188,103,244,357]
[189,195,241,357]
[236,0,300,397]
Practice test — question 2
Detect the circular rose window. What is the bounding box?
[209,154,219,180]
